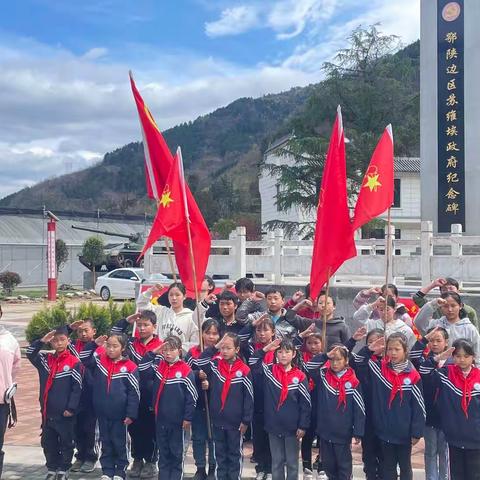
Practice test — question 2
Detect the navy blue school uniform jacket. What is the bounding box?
[305,353,365,443]
[27,340,83,421]
[250,349,311,436]
[111,319,163,364]
[409,338,443,429]
[357,347,425,444]
[81,343,140,420]
[68,340,106,411]
[197,347,254,430]
[238,324,275,414]
[139,352,197,427]
[185,345,221,410]
[420,359,480,449]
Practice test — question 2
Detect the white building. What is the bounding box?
[260,136,421,245]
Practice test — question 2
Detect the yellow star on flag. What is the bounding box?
[363,173,382,192]
[159,189,174,208]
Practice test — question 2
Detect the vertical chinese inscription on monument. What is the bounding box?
[437,1,465,231]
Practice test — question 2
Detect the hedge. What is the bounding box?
[25,299,136,343]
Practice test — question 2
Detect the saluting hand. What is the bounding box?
[41,330,56,344]
[263,338,281,353]
[298,323,316,339]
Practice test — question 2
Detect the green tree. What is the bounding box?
[212,218,236,239]
[0,271,21,295]
[55,239,69,274]
[263,25,419,238]
[81,236,105,286]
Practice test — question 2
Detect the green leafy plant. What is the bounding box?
[0,271,22,295]
[55,239,69,274]
[25,300,70,342]
[26,299,137,342]
[81,236,105,285]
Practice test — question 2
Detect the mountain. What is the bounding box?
[0,85,316,224]
[0,39,420,233]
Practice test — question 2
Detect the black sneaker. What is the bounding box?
[45,473,56,480]
[207,465,216,480]
[193,467,207,480]
[56,472,68,480]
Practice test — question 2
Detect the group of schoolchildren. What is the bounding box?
[26,276,480,480]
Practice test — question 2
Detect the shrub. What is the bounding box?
[25,300,70,342]
[25,299,138,342]
[0,271,22,295]
[73,302,112,337]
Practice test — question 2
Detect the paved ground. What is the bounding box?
[1,300,426,479]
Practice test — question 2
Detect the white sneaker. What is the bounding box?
[113,476,123,480]
[100,476,111,480]
[265,474,272,480]
[255,472,265,480]
[303,468,314,480]
[317,471,329,480]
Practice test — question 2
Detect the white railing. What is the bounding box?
[144,221,480,287]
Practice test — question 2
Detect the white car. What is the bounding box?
[95,268,146,301]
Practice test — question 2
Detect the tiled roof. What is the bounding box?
[264,133,295,155]
[394,157,420,173]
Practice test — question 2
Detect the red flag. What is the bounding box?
[130,73,211,294]
[309,106,356,300]
[352,125,394,230]
[130,72,174,200]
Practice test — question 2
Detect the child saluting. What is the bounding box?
[140,335,197,480]
[197,333,254,480]
[250,337,311,480]
[421,338,480,480]
[81,333,140,480]
[27,327,82,480]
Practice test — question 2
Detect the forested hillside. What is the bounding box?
[0,32,420,238]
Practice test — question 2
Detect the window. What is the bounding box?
[393,178,401,207]
[109,270,136,280]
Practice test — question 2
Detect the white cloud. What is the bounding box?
[205,6,259,37]
[268,0,338,39]
[83,47,109,60]
[0,37,319,198]
[0,0,421,199]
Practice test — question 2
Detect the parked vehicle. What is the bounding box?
[95,268,150,300]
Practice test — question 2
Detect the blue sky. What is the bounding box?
[0,0,420,197]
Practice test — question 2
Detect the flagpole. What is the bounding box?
[384,207,392,323]
[176,146,212,438]
[322,268,331,352]
[163,237,178,283]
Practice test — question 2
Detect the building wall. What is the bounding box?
[260,150,312,228]
[262,149,421,241]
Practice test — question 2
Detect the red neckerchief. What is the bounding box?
[217,358,248,410]
[324,367,359,410]
[302,351,316,391]
[74,340,85,353]
[381,357,420,408]
[447,365,480,418]
[153,359,191,416]
[98,354,135,392]
[73,340,105,356]
[43,350,77,421]
[132,336,163,356]
[272,364,305,409]
[189,345,221,361]
[254,343,274,364]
